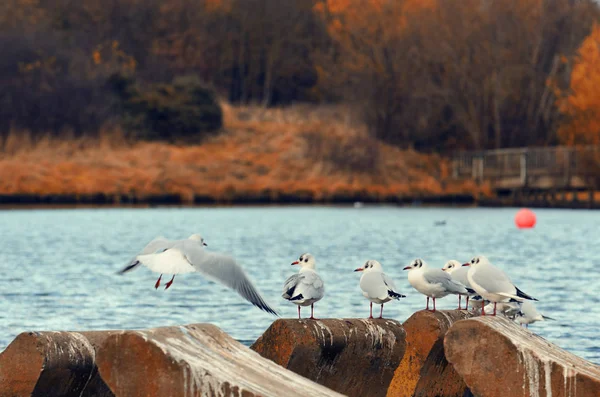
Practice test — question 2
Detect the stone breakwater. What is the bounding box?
[0,311,599,397]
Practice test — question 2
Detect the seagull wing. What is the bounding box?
[360,272,390,300]
[424,269,467,294]
[471,264,520,300]
[382,273,405,299]
[182,241,278,315]
[118,236,176,274]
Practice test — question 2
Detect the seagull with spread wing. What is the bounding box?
[118,234,278,315]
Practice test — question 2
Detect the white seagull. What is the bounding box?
[442,259,476,310]
[281,253,325,320]
[463,255,537,316]
[514,301,555,328]
[119,234,278,315]
[404,258,470,312]
[354,260,405,319]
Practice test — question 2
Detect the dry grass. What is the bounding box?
[0,102,485,203]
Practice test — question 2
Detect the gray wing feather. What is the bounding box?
[471,265,516,296]
[119,236,175,274]
[282,273,304,299]
[382,273,397,292]
[182,241,278,315]
[424,269,467,294]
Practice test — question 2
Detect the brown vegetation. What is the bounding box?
[1,0,599,152]
[0,104,485,203]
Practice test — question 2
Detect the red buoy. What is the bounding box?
[515,208,536,229]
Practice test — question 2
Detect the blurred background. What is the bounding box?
[0,0,599,203]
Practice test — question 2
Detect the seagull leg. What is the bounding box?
[309,303,318,320]
[379,304,384,319]
[154,274,162,289]
[481,300,486,316]
[164,275,175,290]
[458,295,462,310]
[298,306,301,319]
[426,297,430,310]
[369,302,373,319]
[433,298,437,312]
[493,302,497,316]
[465,296,470,310]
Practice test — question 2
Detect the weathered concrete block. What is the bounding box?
[96,323,343,397]
[445,316,600,397]
[251,318,406,397]
[387,310,473,397]
[0,331,115,397]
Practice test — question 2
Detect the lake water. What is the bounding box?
[0,206,598,363]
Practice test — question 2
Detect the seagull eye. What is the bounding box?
[476,258,480,264]
[304,258,308,263]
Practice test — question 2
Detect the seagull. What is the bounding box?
[282,253,325,320]
[463,255,537,316]
[118,234,278,315]
[354,260,405,319]
[119,235,205,289]
[404,258,470,312]
[514,301,555,328]
[442,260,476,309]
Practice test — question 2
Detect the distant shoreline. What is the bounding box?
[0,193,598,210]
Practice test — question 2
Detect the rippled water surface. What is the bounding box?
[1,206,599,363]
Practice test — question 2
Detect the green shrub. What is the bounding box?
[114,74,223,142]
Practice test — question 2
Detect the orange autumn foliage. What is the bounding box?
[557,23,600,146]
[0,104,486,203]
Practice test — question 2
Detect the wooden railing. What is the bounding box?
[452,146,599,189]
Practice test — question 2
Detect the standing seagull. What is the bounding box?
[282,253,325,320]
[463,255,537,316]
[354,260,405,319]
[404,258,470,312]
[119,234,278,315]
[442,260,476,309]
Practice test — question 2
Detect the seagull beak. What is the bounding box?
[203,243,207,246]
[354,267,364,272]
[441,268,447,271]
[462,263,470,266]
[291,261,299,265]
[402,266,411,270]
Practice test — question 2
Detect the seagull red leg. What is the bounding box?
[481,300,486,316]
[493,302,497,316]
[369,302,373,319]
[379,304,384,319]
[433,297,437,312]
[458,295,462,310]
[309,303,317,320]
[164,275,175,290]
[154,274,162,289]
[465,296,470,310]
[298,305,301,319]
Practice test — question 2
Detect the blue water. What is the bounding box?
[0,206,598,363]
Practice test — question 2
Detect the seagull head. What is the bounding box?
[463,255,489,268]
[291,253,316,269]
[403,258,426,271]
[442,260,462,273]
[188,234,208,246]
[354,259,383,273]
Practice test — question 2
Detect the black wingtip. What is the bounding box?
[389,290,406,299]
[118,261,139,275]
[515,286,537,301]
[466,287,476,294]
